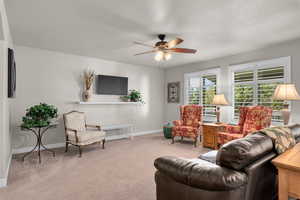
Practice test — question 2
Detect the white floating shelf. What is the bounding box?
[77,101,141,105]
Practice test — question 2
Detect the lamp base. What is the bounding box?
[216,107,220,123]
[282,104,290,125]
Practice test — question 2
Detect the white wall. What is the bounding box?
[165,38,300,124]
[11,46,165,149]
[0,0,13,187]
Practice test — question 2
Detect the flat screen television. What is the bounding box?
[8,48,16,98]
[96,75,128,95]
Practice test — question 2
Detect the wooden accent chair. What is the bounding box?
[63,111,106,157]
[172,105,203,147]
[217,105,272,146]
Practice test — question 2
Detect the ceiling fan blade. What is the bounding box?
[167,38,184,48]
[134,50,157,56]
[169,48,197,54]
[133,41,154,48]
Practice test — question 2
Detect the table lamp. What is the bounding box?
[212,94,229,123]
[273,84,300,125]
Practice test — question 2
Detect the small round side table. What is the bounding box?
[21,123,57,163]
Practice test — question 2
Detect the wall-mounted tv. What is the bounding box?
[96,75,128,95]
[8,48,16,98]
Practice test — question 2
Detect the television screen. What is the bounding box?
[96,75,128,95]
[8,48,16,98]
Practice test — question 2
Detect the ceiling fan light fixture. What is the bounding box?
[155,51,164,61]
[164,52,172,60]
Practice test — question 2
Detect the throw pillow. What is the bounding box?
[260,126,296,154]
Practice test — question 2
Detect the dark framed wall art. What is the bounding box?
[167,82,180,103]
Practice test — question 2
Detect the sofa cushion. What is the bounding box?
[199,150,218,163]
[216,133,273,171]
[288,124,300,142]
[154,156,248,191]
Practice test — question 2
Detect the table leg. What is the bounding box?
[39,126,56,157]
[278,169,289,200]
[38,129,41,163]
[22,142,38,162]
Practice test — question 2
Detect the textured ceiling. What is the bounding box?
[5,0,300,67]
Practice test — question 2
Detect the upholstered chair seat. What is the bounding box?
[67,130,106,146]
[63,111,106,157]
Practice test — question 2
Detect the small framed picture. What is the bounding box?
[167,82,180,103]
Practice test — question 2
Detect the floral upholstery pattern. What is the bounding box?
[217,106,272,146]
[172,105,202,140]
[242,106,272,136]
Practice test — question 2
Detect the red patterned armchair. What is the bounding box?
[172,105,203,147]
[217,105,272,146]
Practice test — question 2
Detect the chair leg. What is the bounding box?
[194,138,197,147]
[65,142,69,152]
[171,136,175,144]
[102,139,105,149]
[78,146,82,157]
[181,136,183,142]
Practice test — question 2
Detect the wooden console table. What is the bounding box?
[272,143,300,200]
[202,123,224,149]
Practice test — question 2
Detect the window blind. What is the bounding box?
[233,66,284,122]
[187,74,217,117]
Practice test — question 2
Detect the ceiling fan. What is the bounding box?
[134,34,197,61]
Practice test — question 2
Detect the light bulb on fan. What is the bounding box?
[155,51,164,61]
[164,52,172,60]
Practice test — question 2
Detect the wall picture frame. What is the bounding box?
[167,82,180,103]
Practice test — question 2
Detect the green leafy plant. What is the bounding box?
[121,89,145,104]
[21,103,58,128]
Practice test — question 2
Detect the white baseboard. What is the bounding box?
[12,142,65,155]
[0,151,12,188]
[12,129,162,155]
[132,129,162,136]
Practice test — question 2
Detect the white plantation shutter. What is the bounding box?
[234,71,255,117]
[187,77,201,105]
[257,67,284,122]
[186,74,217,118]
[202,75,217,117]
[233,66,285,122]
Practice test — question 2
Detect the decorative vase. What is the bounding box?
[83,89,92,102]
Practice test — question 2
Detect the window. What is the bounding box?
[185,69,220,120]
[231,57,290,122]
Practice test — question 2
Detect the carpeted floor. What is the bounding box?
[0,133,209,200]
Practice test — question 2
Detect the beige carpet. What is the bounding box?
[0,134,209,200]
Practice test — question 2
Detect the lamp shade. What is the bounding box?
[212,94,229,105]
[273,84,300,100]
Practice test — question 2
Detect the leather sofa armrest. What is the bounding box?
[154,156,248,191]
[287,124,300,142]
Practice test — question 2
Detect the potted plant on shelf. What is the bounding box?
[121,89,145,104]
[21,103,58,129]
[82,69,95,102]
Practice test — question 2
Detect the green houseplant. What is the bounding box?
[121,89,145,104]
[21,103,58,128]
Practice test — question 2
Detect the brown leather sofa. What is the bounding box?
[154,124,300,200]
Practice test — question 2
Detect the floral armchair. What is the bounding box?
[217,106,272,146]
[172,105,202,147]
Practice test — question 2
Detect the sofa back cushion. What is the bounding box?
[216,133,273,171]
[180,105,202,127]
